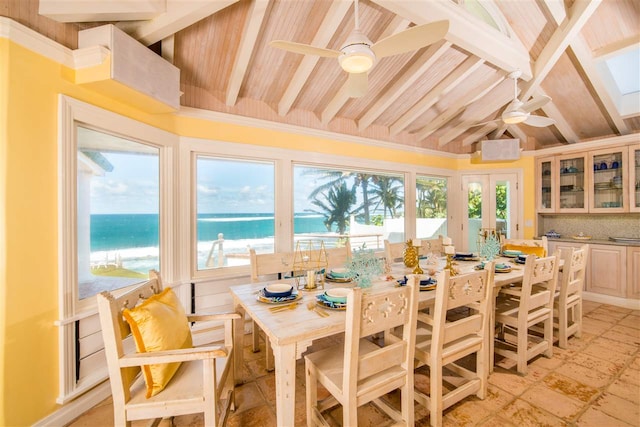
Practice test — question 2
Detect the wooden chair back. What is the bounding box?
[249,242,351,282]
[305,278,419,426]
[96,270,238,426]
[519,252,560,313]
[420,236,443,255]
[501,236,548,257]
[384,239,405,262]
[413,264,494,425]
[556,244,588,348]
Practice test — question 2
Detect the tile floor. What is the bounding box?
[67,300,639,426]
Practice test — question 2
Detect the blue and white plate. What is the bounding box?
[256,289,301,304]
[316,293,347,310]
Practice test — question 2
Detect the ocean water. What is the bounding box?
[90,213,330,272]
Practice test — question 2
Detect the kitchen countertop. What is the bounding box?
[542,237,640,247]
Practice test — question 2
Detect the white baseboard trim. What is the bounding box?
[583,292,640,310]
[33,381,111,427]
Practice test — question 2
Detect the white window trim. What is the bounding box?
[57,95,178,403]
[179,136,457,282]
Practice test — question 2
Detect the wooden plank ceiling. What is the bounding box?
[9,0,640,154]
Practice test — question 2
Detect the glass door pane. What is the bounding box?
[559,156,586,210]
[592,150,624,210]
[632,146,640,211]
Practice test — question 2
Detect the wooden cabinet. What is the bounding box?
[627,246,640,299]
[548,240,589,288]
[536,157,556,212]
[629,144,640,213]
[588,147,628,212]
[587,244,627,297]
[558,154,587,212]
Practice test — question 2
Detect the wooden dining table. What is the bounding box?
[229,256,528,426]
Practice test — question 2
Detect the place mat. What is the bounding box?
[325,273,352,283]
[256,290,302,304]
[316,294,347,310]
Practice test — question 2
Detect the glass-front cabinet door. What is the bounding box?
[589,147,628,212]
[536,156,555,212]
[557,154,587,213]
[630,144,640,213]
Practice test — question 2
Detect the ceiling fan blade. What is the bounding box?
[371,20,449,59]
[522,115,556,127]
[347,72,368,98]
[521,95,551,113]
[269,40,341,58]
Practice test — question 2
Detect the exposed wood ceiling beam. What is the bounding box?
[277,1,351,117]
[593,36,640,59]
[226,0,269,107]
[462,123,498,146]
[541,0,629,135]
[372,0,532,79]
[390,56,483,136]
[492,0,603,139]
[116,0,239,46]
[535,88,579,143]
[358,40,450,131]
[320,16,410,125]
[506,125,528,143]
[161,35,175,64]
[39,0,164,22]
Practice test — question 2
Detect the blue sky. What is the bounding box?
[89,155,321,214]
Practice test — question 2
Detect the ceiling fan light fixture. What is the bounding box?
[339,44,375,73]
[502,110,527,124]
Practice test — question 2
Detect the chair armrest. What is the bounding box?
[119,344,228,367]
[187,312,242,323]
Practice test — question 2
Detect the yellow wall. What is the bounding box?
[0,33,533,425]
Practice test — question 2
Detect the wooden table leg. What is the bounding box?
[273,343,297,426]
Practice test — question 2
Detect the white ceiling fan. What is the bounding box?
[269,0,449,98]
[474,70,556,128]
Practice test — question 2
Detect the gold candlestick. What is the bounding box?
[444,253,457,276]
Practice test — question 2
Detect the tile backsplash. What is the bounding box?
[538,214,640,239]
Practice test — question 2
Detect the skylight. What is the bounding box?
[596,45,640,118]
[604,47,640,95]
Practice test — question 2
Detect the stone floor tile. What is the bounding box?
[555,362,616,389]
[586,311,627,324]
[542,372,600,403]
[619,315,640,330]
[582,342,635,366]
[476,384,516,412]
[232,382,266,412]
[607,377,640,404]
[442,399,493,426]
[581,300,601,314]
[581,317,613,335]
[576,406,636,427]
[172,413,203,427]
[570,351,627,377]
[487,368,536,397]
[589,306,630,319]
[226,403,276,427]
[605,329,640,346]
[477,415,517,427]
[520,383,587,420]
[618,367,640,387]
[592,392,640,426]
[590,335,639,356]
[631,356,640,370]
[498,398,568,426]
[530,353,565,370]
[608,324,640,340]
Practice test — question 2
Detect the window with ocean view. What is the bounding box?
[77,127,160,300]
[416,176,449,240]
[293,165,405,250]
[196,157,275,270]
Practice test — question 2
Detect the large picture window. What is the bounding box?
[293,165,405,250]
[77,127,160,300]
[416,175,448,239]
[195,156,275,269]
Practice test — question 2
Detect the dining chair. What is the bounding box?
[249,243,351,371]
[384,239,406,262]
[96,270,239,427]
[500,236,548,257]
[305,278,419,426]
[555,244,588,348]
[411,263,494,427]
[494,252,560,375]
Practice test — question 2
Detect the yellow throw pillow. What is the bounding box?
[123,287,193,398]
[503,243,546,257]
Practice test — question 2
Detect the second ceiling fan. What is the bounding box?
[269,0,449,98]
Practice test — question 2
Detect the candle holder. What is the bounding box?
[444,253,457,276]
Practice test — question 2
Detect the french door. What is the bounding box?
[461,173,519,252]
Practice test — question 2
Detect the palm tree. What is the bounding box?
[370,176,404,218]
[306,182,356,235]
[417,177,447,218]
